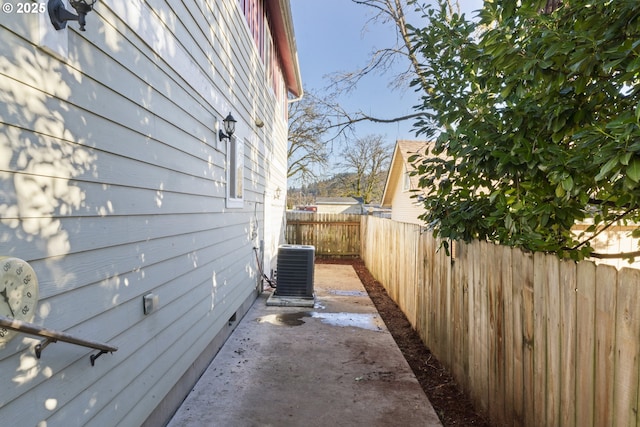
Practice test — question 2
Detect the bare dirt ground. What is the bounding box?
[317,258,491,427]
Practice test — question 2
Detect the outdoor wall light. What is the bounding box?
[48,0,97,31]
[219,112,237,141]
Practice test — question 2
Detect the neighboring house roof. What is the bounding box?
[316,197,364,205]
[381,140,433,208]
[265,0,303,97]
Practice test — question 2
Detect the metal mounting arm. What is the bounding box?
[48,0,97,31]
[0,315,117,367]
[48,0,79,30]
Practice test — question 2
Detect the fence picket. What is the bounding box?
[532,252,547,427]
[510,247,528,427]
[501,245,514,426]
[451,240,466,390]
[559,260,577,427]
[613,268,640,427]
[466,240,479,408]
[545,254,561,427]
[488,243,506,424]
[576,261,596,427]
[595,265,618,427]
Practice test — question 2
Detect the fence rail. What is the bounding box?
[285,212,360,257]
[359,215,640,427]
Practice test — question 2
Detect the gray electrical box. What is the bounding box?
[275,244,315,298]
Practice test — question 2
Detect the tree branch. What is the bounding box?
[590,250,640,260]
[570,207,638,251]
[328,111,428,127]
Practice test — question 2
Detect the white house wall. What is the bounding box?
[389,168,425,225]
[316,204,363,214]
[0,0,289,425]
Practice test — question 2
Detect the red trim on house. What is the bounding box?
[263,0,302,97]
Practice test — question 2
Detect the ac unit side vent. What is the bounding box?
[275,244,315,298]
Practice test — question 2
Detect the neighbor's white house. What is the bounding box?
[380,140,430,225]
[315,197,364,214]
[0,0,301,425]
[382,142,640,269]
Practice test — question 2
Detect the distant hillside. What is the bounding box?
[287,171,386,208]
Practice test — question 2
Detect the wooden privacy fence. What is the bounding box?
[360,215,640,427]
[285,212,360,257]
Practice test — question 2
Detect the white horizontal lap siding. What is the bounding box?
[0,0,275,424]
[102,0,234,109]
[255,122,287,274]
[390,176,425,225]
[39,239,254,426]
[229,0,290,277]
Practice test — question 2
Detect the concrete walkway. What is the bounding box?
[167,264,442,427]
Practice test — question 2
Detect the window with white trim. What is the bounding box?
[226,136,244,208]
[403,167,411,191]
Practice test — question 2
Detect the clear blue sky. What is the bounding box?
[289,0,483,175]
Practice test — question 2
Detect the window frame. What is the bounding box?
[226,135,244,208]
[402,167,411,192]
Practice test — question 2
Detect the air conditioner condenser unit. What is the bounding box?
[275,244,315,298]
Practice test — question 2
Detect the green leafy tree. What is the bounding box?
[409,0,640,260]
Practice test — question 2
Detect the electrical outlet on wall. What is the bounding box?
[143,293,159,315]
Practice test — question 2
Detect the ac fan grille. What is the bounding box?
[276,245,315,298]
